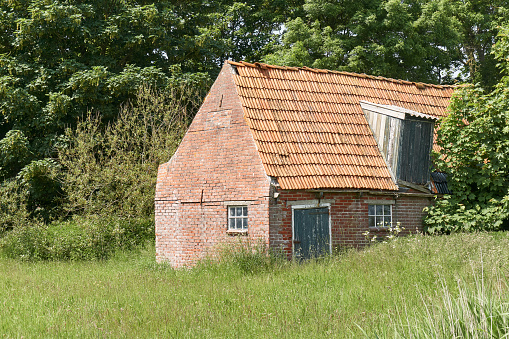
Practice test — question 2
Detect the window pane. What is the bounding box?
[384,216,392,226]
[376,216,384,227]
[229,218,235,229]
[236,207,243,216]
[368,205,375,215]
[242,207,248,217]
[229,208,235,217]
[376,205,383,215]
[242,218,248,229]
[369,216,375,227]
[236,218,242,229]
[383,205,391,215]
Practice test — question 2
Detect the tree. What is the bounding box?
[451,0,509,89]
[0,0,210,178]
[196,0,304,74]
[425,24,509,232]
[263,0,463,84]
[263,0,509,86]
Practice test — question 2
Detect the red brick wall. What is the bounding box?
[269,190,432,258]
[155,62,271,267]
[155,61,435,266]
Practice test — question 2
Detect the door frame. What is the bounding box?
[291,202,332,257]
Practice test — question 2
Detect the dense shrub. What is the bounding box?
[0,179,31,234]
[0,130,31,179]
[58,84,201,218]
[17,158,63,222]
[0,216,154,261]
[1,82,202,260]
[424,25,509,233]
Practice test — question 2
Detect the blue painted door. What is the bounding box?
[293,207,330,259]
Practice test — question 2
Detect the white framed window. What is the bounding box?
[228,206,248,231]
[368,204,392,228]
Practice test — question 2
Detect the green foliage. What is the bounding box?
[0,216,153,261]
[425,24,509,233]
[197,0,304,72]
[1,60,203,251]
[58,84,201,218]
[17,158,62,221]
[0,130,31,178]
[0,179,31,233]
[264,0,508,86]
[264,0,463,84]
[0,0,210,177]
[453,0,509,89]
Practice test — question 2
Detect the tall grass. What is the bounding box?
[1,232,508,337]
[364,257,509,338]
[367,280,509,338]
[197,238,286,275]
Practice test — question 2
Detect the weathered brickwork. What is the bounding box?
[155,63,271,267]
[155,199,269,267]
[155,61,436,267]
[269,190,432,258]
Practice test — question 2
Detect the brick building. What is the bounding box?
[155,61,456,267]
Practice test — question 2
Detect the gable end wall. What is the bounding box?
[155,63,271,267]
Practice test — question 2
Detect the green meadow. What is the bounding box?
[1,232,509,338]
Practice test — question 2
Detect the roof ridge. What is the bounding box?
[227,60,459,89]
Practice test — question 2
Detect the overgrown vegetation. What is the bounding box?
[0,178,31,232]
[58,84,201,218]
[0,83,201,260]
[425,25,509,233]
[199,238,286,275]
[0,233,507,337]
[365,276,509,338]
[0,216,153,261]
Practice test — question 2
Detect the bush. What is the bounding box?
[58,83,202,218]
[0,82,202,260]
[425,25,509,233]
[0,179,31,234]
[17,158,63,222]
[0,216,154,261]
[0,130,31,179]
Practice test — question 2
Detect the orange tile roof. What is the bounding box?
[229,61,456,191]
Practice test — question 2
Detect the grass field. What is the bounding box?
[1,232,509,338]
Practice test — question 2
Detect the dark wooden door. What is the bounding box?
[293,207,330,259]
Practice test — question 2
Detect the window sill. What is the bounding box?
[227,229,248,236]
[369,226,394,232]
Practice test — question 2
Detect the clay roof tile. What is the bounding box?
[228,60,456,191]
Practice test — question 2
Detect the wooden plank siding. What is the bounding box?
[363,108,434,185]
[398,118,434,184]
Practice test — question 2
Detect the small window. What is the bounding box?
[228,206,248,231]
[368,204,392,228]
